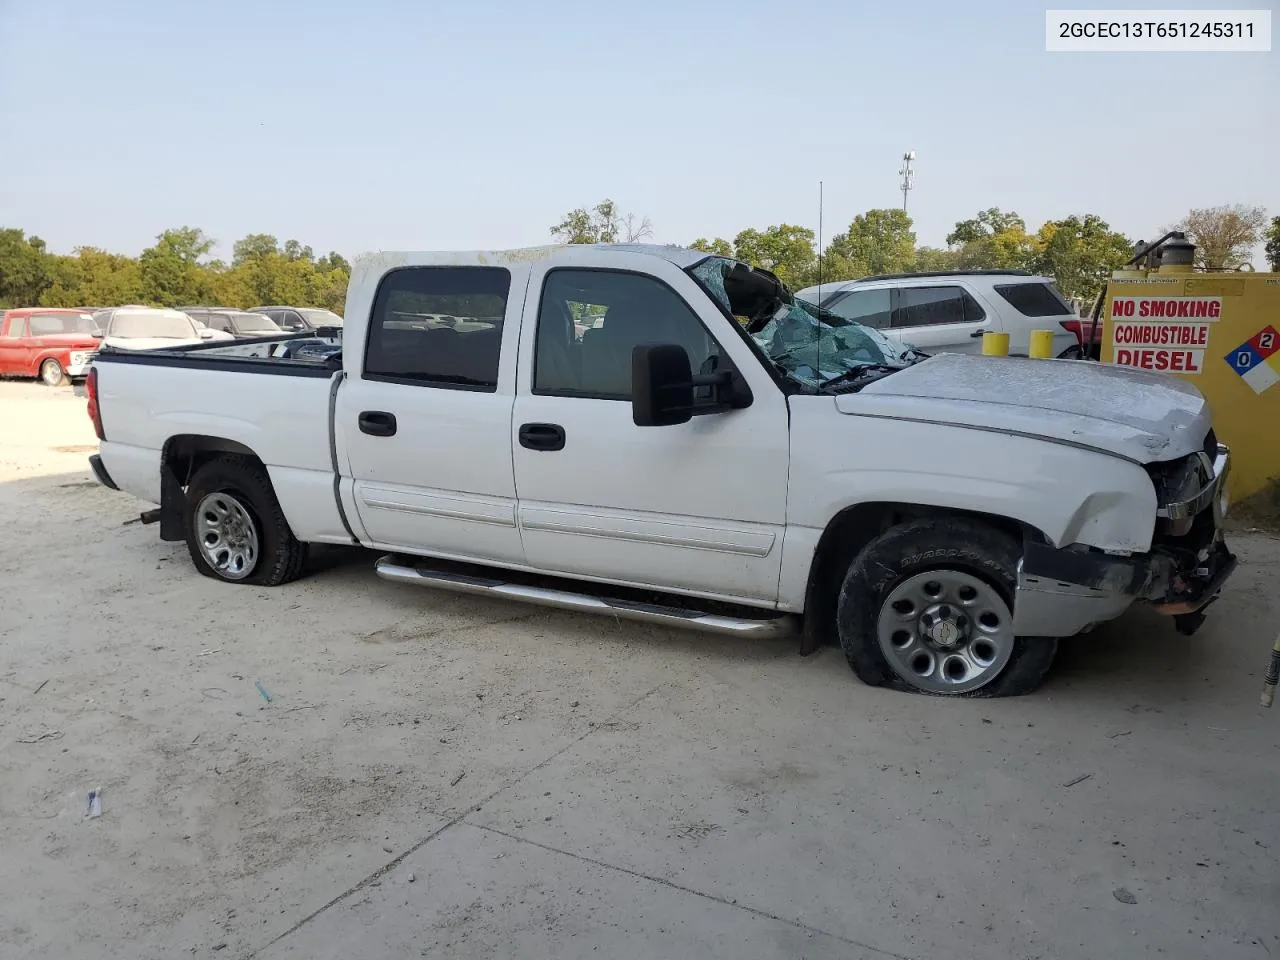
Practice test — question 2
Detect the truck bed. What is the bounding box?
[91,332,352,544]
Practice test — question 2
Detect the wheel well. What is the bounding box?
[799,502,1042,654]
[158,435,265,541]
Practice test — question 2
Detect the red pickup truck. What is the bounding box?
[0,308,102,385]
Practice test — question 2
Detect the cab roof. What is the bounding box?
[351,243,708,274]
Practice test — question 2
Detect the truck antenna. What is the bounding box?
[816,180,824,381]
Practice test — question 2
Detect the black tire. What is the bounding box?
[836,517,1057,697]
[1057,345,1084,360]
[183,455,308,586]
[40,358,66,386]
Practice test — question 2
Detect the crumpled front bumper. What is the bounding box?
[1013,443,1237,638]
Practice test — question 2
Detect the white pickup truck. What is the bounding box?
[85,244,1236,697]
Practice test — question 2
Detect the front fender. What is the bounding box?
[788,398,1158,554]
[29,347,70,375]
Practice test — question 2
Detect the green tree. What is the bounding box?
[1030,214,1131,301]
[912,246,962,272]
[1173,204,1269,270]
[550,199,653,244]
[282,239,315,263]
[946,208,1026,246]
[945,208,1034,271]
[1265,216,1280,272]
[232,233,279,266]
[0,228,54,307]
[689,237,734,257]
[730,224,817,289]
[138,227,215,305]
[38,247,143,307]
[316,251,351,274]
[823,209,916,279]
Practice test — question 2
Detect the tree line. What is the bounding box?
[2,203,1275,312]
[553,201,1279,304]
[0,227,350,312]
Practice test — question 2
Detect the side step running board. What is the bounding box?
[374,556,797,640]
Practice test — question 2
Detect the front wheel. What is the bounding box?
[183,455,308,586]
[40,358,66,386]
[837,518,1057,697]
[1057,345,1084,360]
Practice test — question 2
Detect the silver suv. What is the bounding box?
[794,270,1082,359]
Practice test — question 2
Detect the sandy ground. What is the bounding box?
[1,379,1278,960]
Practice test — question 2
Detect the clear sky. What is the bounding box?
[1,0,1276,261]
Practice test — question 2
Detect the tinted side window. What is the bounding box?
[994,282,1072,317]
[208,315,232,332]
[365,267,510,391]
[534,269,720,400]
[823,289,892,329]
[895,286,985,328]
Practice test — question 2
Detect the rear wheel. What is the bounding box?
[183,455,308,586]
[836,517,1057,697]
[1057,345,1084,360]
[40,358,66,386]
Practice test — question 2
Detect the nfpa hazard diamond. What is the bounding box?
[1225,325,1280,394]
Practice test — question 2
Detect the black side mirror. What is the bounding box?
[632,344,694,427]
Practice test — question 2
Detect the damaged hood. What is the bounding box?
[833,353,1210,463]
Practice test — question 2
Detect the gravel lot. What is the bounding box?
[1,380,1278,960]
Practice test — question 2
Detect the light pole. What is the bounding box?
[899,151,915,213]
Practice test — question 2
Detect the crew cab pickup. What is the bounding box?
[85,245,1237,697]
[0,308,101,384]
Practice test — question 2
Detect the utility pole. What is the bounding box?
[899,151,915,213]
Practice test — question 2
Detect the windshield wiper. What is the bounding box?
[819,363,907,391]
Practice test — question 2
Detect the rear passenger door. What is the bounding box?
[885,284,991,355]
[335,264,529,565]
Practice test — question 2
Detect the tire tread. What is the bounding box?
[183,455,308,586]
[837,517,1057,698]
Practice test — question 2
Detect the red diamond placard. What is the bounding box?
[1248,325,1279,359]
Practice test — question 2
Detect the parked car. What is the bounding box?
[246,305,343,332]
[86,245,1234,698]
[93,307,233,350]
[180,307,284,339]
[794,270,1081,359]
[0,308,101,384]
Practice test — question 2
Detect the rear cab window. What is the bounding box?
[993,282,1073,317]
[28,312,97,336]
[364,267,511,391]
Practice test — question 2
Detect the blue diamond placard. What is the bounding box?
[1225,341,1264,375]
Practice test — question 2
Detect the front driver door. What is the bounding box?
[510,252,789,604]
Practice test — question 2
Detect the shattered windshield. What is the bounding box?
[689,256,919,391]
